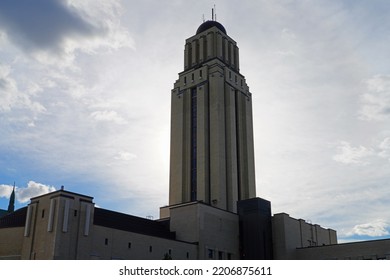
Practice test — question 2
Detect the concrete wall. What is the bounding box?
[272,213,337,259]
[295,239,390,260]
[0,227,24,259]
[21,190,94,259]
[89,225,197,260]
[168,201,240,259]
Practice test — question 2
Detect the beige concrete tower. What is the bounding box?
[169,20,256,213]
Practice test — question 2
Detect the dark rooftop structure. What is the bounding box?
[0,207,27,228]
[93,207,176,240]
[196,20,227,35]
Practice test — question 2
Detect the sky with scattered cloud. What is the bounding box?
[1,0,389,243]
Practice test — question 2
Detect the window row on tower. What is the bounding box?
[184,31,239,71]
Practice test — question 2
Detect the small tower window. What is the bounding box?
[199,70,203,79]
[105,238,108,245]
[208,249,214,259]
[41,209,45,218]
[128,242,132,249]
[149,245,153,253]
[191,73,194,82]
[184,76,187,84]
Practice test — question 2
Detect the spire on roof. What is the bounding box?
[7,183,15,213]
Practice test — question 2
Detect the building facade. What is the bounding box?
[169,20,256,213]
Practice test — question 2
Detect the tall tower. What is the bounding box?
[169,20,256,213]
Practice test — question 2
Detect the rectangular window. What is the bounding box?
[191,73,194,81]
[208,249,214,259]
[41,209,45,218]
[128,242,132,249]
[74,210,78,217]
[149,246,153,253]
[184,76,187,84]
[199,69,203,79]
[186,252,190,259]
[105,238,108,245]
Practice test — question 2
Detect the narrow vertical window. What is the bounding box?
[41,209,45,218]
[190,87,197,201]
[105,238,108,245]
[199,69,203,79]
[208,249,214,259]
[149,246,153,253]
[128,242,132,249]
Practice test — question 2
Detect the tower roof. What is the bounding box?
[196,20,227,35]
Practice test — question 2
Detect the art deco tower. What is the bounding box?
[169,20,256,213]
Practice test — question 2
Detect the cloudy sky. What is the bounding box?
[1,0,390,243]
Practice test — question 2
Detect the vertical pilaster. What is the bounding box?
[197,83,210,204]
[225,85,239,212]
[209,70,227,210]
[169,89,185,205]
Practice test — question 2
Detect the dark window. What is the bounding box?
[190,87,197,201]
[186,252,190,259]
[168,249,172,255]
[191,73,194,81]
[184,76,187,84]
[105,238,108,245]
[74,210,78,217]
[227,253,232,260]
[41,209,45,218]
[128,242,132,249]
[218,251,223,260]
[208,249,214,259]
[199,69,202,78]
[149,246,153,253]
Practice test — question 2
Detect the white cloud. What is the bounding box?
[114,151,137,161]
[0,184,13,198]
[333,141,374,165]
[378,137,390,161]
[16,181,56,203]
[90,110,127,124]
[0,64,46,114]
[1,181,56,204]
[347,220,390,237]
[359,75,390,121]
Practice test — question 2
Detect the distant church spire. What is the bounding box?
[7,183,15,213]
